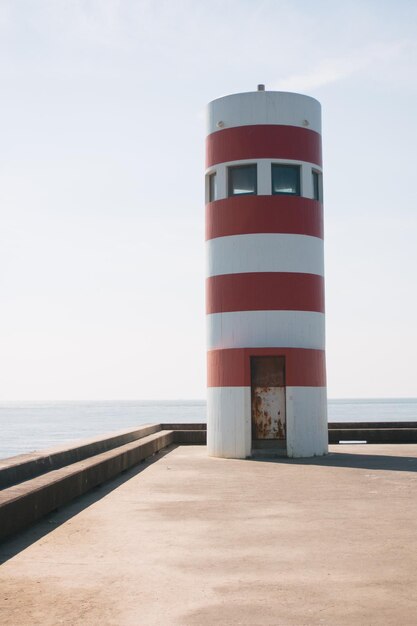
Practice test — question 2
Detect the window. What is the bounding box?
[312,170,322,202]
[208,172,217,202]
[228,164,257,197]
[271,164,300,196]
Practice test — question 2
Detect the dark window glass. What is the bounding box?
[271,164,300,195]
[312,170,322,201]
[228,164,257,196]
[209,172,217,202]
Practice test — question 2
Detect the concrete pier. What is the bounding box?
[1,443,417,625]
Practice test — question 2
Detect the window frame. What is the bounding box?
[208,171,217,203]
[271,163,301,196]
[228,164,258,197]
[312,169,322,202]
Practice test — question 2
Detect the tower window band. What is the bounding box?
[271,164,300,196]
[228,164,257,197]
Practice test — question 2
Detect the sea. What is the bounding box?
[0,398,416,461]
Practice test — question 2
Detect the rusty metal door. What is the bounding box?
[251,357,286,441]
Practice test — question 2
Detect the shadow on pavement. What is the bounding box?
[253,449,417,473]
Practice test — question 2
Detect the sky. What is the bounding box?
[1,0,416,400]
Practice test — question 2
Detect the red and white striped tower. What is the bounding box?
[205,87,327,458]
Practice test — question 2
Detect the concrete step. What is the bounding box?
[0,429,175,541]
[0,424,161,490]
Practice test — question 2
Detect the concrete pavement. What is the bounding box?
[1,444,417,625]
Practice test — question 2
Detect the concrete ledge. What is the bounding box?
[329,421,417,429]
[161,423,207,431]
[0,424,161,490]
[0,430,174,541]
[173,429,207,444]
[329,428,417,444]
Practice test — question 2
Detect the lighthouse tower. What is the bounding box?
[205,87,327,459]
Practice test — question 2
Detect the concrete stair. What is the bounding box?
[0,424,206,541]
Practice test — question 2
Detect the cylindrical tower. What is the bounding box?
[205,88,327,459]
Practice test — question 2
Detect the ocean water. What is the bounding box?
[0,398,416,460]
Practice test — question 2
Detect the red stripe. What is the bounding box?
[206,125,322,168]
[206,273,325,314]
[207,347,326,387]
[206,195,323,240]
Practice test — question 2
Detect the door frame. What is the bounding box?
[250,355,287,455]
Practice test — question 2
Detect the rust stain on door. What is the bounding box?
[251,356,286,440]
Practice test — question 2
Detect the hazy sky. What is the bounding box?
[1,0,416,400]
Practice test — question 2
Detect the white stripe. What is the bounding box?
[207,91,321,135]
[207,310,325,350]
[285,386,328,457]
[207,233,324,277]
[207,385,327,459]
[207,386,251,459]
